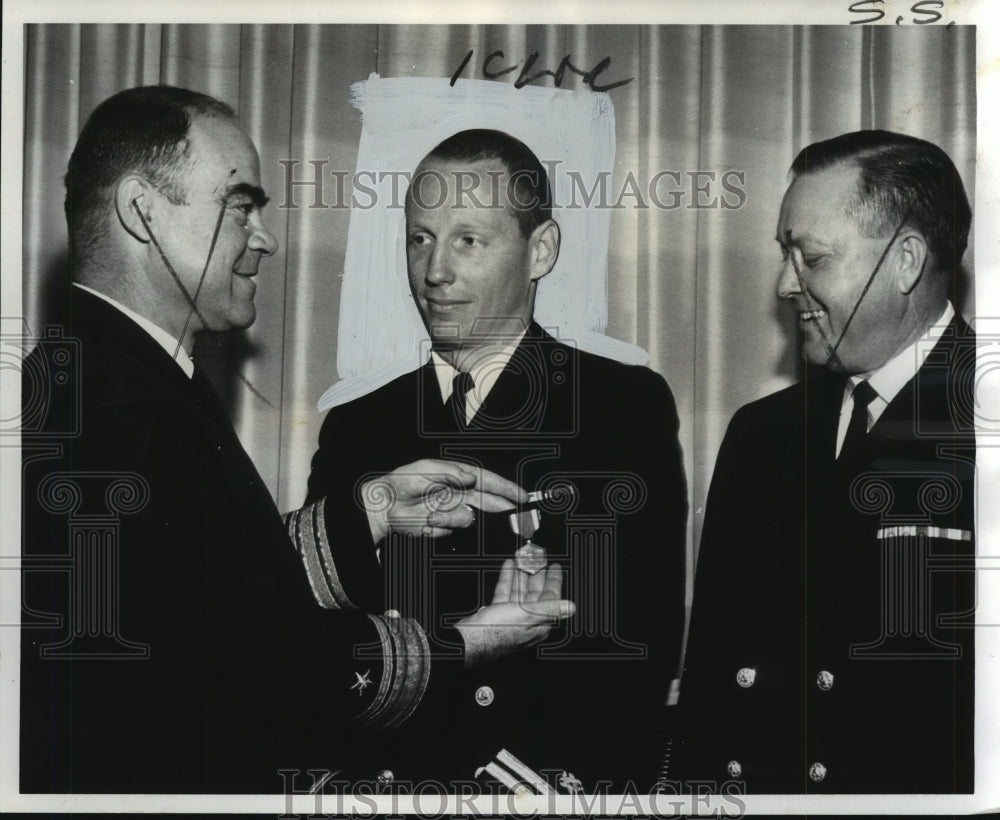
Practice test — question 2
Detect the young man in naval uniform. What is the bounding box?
[299,129,688,792]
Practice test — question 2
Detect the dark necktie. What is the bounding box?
[448,371,475,430]
[839,379,878,462]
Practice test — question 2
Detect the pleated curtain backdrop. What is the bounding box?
[22,25,976,615]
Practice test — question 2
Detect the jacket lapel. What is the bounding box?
[470,322,550,433]
[66,287,269,489]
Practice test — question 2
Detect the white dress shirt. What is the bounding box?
[835,302,955,457]
[429,331,527,424]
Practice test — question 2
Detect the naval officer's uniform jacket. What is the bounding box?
[671,315,976,793]
[21,286,433,793]
[296,322,689,792]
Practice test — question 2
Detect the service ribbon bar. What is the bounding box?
[875,525,972,542]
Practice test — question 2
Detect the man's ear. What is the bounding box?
[895,232,929,295]
[528,219,560,282]
[115,176,154,243]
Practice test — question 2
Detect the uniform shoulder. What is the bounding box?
[726,376,837,436]
[565,342,671,390]
[733,379,802,414]
[321,368,423,420]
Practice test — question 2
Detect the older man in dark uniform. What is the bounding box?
[301,130,688,792]
[672,130,976,793]
[20,89,570,793]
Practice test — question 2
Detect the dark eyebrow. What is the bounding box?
[777,229,812,246]
[224,182,270,209]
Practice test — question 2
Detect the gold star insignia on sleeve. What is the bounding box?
[351,669,372,696]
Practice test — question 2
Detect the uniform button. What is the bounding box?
[475,685,494,706]
[726,760,742,778]
[809,762,827,783]
[735,667,756,688]
[816,670,834,691]
[376,769,394,786]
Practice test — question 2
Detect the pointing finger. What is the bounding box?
[461,489,521,514]
[473,469,528,505]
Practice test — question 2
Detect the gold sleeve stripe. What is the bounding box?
[351,613,431,730]
[283,501,354,610]
[357,614,393,717]
[283,505,337,609]
[395,615,431,727]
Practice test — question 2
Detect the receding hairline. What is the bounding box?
[784,159,861,210]
[787,159,864,189]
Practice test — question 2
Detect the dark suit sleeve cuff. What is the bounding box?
[284,497,381,610]
[349,613,431,729]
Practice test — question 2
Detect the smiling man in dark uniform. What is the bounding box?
[672,130,976,793]
[301,129,688,792]
[20,90,571,793]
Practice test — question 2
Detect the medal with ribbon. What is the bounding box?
[508,487,575,574]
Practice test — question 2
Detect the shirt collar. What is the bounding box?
[847,301,955,407]
[73,282,194,378]
[430,330,527,411]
